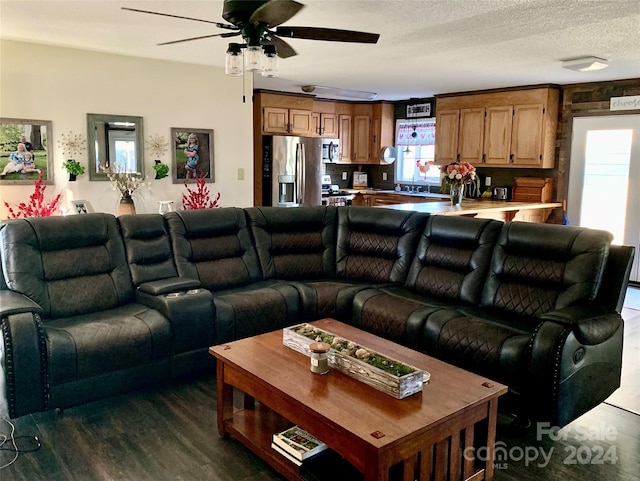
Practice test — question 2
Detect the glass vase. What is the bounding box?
[450,184,464,207]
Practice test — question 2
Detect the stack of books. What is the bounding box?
[271,426,328,466]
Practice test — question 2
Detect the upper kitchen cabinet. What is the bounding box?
[337,102,394,164]
[435,86,559,168]
[311,100,338,137]
[263,107,313,135]
[257,92,314,136]
[370,103,395,164]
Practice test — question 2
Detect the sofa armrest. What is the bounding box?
[137,277,201,296]
[1,311,48,418]
[540,305,622,345]
[0,290,44,317]
[136,288,216,354]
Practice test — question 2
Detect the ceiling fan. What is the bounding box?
[122,0,380,60]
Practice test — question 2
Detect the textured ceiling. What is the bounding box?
[1,0,639,101]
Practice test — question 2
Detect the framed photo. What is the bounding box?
[0,118,53,185]
[406,103,432,118]
[69,199,92,214]
[171,128,214,184]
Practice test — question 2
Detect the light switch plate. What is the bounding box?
[237,168,244,180]
[382,172,387,181]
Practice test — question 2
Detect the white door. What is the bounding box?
[568,115,640,282]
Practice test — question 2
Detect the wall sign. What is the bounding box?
[610,95,640,111]
[406,103,431,118]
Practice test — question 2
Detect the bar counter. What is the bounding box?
[377,200,563,222]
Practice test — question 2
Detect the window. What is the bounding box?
[394,119,439,185]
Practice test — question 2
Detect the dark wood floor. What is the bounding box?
[2,375,639,481]
[2,288,639,481]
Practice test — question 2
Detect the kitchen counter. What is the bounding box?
[345,188,450,199]
[377,200,563,223]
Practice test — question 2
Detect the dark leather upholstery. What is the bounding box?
[0,214,172,417]
[246,206,337,280]
[0,209,632,428]
[293,207,429,323]
[118,214,178,286]
[336,207,427,283]
[165,208,301,344]
[352,216,501,348]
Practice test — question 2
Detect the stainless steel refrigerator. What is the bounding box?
[262,136,323,207]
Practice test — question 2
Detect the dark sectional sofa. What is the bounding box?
[0,206,634,428]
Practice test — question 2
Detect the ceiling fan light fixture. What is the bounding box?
[244,45,263,72]
[261,44,279,77]
[562,56,609,72]
[225,43,243,76]
[300,85,377,100]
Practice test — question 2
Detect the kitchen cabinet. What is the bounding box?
[338,113,353,163]
[434,86,559,168]
[337,103,393,164]
[370,103,395,164]
[311,100,338,137]
[353,115,371,163]
[458,108,485,164]
[311,112,338,137]
[434,110,459,164]
[483,106,513,165]
[262,107,313,135]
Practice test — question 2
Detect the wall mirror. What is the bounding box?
[87,113,144,181]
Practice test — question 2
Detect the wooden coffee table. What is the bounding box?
[209,319,507,481]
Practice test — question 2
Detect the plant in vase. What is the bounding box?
[3,171,62,218]
[182,175,221,210]
[62,159,85,181]
[102,166,149,215]
[440,161,477,206]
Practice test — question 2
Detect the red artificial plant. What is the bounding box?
[182,175,221,210]
[4,171,62,219]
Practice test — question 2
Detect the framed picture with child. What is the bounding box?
[171,128,215,184]
[0,118,54,185]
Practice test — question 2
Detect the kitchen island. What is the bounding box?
[378,200,563,223]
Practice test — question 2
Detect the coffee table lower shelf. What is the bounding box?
[224,403,363,481]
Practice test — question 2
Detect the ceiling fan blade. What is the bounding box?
[122,7,237,30]
[267,35,298,58]
[275,26,380,44]
[158,32,240,46]
[250,0,304,27]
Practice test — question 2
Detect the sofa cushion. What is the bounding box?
[424,307,532,386]
[292,280,374,323]
[405,216,502,304]
[351,287,443,349]
[212,280,301,344]
[118,214,178,286]
[481,222,613,319]
[45,303,171,384]
[336,207,427,284]
[245,206,338,280]
[165,208,262,290]
[0,213,134,318]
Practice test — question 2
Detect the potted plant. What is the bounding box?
[62,159,85,181]
[153,160,169,180]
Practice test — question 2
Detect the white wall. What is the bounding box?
[0,40,254,218]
